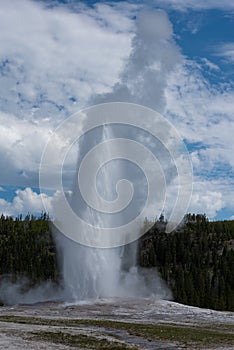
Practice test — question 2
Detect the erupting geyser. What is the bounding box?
[40,102,192,303]
[54,122,171,301]
[38,9,193,304]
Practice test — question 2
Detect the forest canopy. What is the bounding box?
[0,213,234,311]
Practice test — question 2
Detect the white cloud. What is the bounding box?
[0,188,54,216]
[91,10,182,112]
[189,186,224,218]
[0,111,52,187]
[154,0,234,11]
[216,42,234,63]
[201,58,220,71]
[0,0,133,121]
[188,178,234,218]
[164,58,234,219]
[165,61,234,172]
[0,0,136,187]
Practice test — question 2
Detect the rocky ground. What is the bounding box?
[0,298,234,349]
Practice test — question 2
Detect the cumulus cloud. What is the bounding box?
[164,59,234,218]
[0,0,135,188]
[190,187,224,218]
[0,188,54,217]
[188,177,234,218]
[0,0,133,121]
[0,111,53,187]
[165,61,234,169]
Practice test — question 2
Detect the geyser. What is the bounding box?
[39,9,192,303]
[40,102,192,303]
[54,121,171,301]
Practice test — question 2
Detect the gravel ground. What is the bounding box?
[0,298,233,349]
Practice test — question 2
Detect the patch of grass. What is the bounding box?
[125,323,234,347]
[1,315,234,348]
[29,331,136,349]
[76,320,234,348]
[0,315,58,326]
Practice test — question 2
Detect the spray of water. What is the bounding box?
[54,122,172,302]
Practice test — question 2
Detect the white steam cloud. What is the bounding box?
[91,10,181,113]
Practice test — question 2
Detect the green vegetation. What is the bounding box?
[1,315,234,348]
[29,331,136,349]
[0,213,234,311]
[139,214,234,311]
[0,213,59,285]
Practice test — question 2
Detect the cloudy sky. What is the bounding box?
[0,0,233,220]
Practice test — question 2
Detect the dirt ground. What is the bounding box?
[0,298,234,349]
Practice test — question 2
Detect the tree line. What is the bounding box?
[0,212,234,311]
[0,213,59,287]
[138,214,234,311]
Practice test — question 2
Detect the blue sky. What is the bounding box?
[0,0,233,220]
